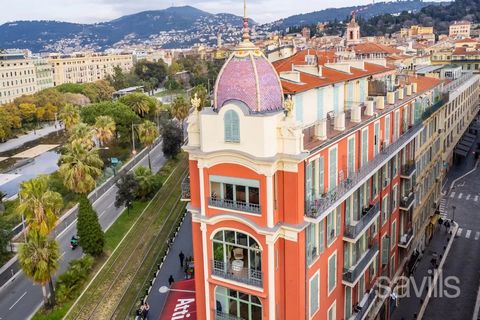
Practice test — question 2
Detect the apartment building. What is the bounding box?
[449,21,472,38]
[48,53,133,86]
[32,58,54,91]
[182,11,480,320]
[0,52,38,105]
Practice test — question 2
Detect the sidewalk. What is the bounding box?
[0,122,62,153]
[392,225,452,320]
[146,212,193,319]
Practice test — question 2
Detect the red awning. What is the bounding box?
[160,279,197,320]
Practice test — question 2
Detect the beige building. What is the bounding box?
[48,53,133,86]
[449,21,472,38]
[0,52,38,105]
[32,58,54,91]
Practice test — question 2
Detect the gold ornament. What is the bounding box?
[191,93,201,111]
[284,95,294,114]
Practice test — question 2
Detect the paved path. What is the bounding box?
[0,142,166,320]
[146,212,193,319]
[0,123,63,153]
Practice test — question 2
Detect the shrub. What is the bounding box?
[77,197,105,256]
[55,255,94,303]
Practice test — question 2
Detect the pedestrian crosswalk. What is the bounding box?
[456,228,480,241]
[448,191,480,203]
[439,198,447,216]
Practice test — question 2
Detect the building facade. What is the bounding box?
[32,58,54,91]
[48,53,133,86]
[449,21,472,38]
[0,52,38,105]
[183,12,480,320]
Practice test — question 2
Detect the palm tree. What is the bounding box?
[134,166,155,200]
[59,140,104,194]
[18,230,60,307]
[69,122,95,149]
[17,175,64,236]
[137,120,159,170]
[171,96,189,138]
[59,104,80,132]
[94,116,116,147]
[119,93,156,117]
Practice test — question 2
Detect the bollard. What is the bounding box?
[146,289,149,295]
[158,264,161,270]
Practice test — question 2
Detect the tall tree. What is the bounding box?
[119,93,157,117]
[134,166,157,200]
[115,173,138,213]
[133,60,167,89]
[137,120,159,170]
[18,231,60,307]
[69,122,95,149]
[59,140,104,194]
[59,104,80,132]
[94,116,116,147]
[17,175,64,236]
[76,197,105,256]
[161,121,183,159]
[170,96,189,138]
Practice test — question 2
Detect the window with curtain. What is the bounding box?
[224,110,240,142]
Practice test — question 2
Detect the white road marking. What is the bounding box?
[458,193,463,199]
[466,194,471,200]
[475,196,479,202]
[60,251,66,258]
[9,291,27,310]
[107,203,114,209]
[466,230,472,239]
[457,228,463,236]
[450,192,456,198]
[475,232,480,241]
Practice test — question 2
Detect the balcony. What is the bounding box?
[181,176,191,201]
[211,260,263,288]
[306,124,423,220]
[344,203,380,242]
[398,229,414,248]
[349,288,377,320]
[343,241,379,286]
[214,311,242,320]
[421,93,449,120]
[400,163,416,179]
[400,192,415,211]
[208,197,260,214]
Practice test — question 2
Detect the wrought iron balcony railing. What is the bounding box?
[344,203,380,241]
[306,124,422,219]
[208,197,261,214]
[400,163,416,178]
[343,241,379,285]
[181,176,191,201]
[398,229,414,248]
[211,260,263,287]
[400,192,415,210]
[349,288,377,320]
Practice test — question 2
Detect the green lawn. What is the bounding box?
[154,88,187,98]
[64,154,188,320]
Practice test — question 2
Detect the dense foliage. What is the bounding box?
[162,121,183,159]
[76,197,105,256]
[55,255,94,303]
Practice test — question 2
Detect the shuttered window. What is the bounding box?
[347,137,355,176]
[362,128,368,166]
[328,252,337,294]
[224,110,240,142]
[329,147,338,191]
[310,273,320,316]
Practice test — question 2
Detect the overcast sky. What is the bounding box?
[0,0,446,25]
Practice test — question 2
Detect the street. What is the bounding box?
[0,142,166,320]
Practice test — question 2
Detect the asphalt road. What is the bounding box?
[424,157,480,319]
[0,143,166,320]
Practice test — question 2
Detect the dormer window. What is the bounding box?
[224,110,240,143]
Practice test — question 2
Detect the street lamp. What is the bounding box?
[131,123,141,155]
[158,286,195,294]
[451,205,456,223]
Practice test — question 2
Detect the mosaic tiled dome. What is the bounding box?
[214,50,284,113]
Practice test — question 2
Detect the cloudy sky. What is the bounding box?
[0,0,444,25]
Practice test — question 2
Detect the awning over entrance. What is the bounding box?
[160,279,196,320]
[430,213,440,225]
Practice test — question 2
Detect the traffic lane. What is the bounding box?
[424,237,480,320]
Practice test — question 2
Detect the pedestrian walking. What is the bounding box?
[142,302,150,319]
[168,274,175,286]
[179,251,185,268]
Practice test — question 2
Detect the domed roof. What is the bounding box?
[214,50,284,113]
[213,4,283,114]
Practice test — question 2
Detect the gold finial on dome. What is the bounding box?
[236,0,255,51]
[284,95,294,116]
[191,93,201,111]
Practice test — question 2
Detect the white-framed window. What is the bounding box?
[345,286,352,318]
[385,114,391,145]
[328,300,337,320]
[224,110,240,142]
[391,220,397,250]
[374,121,380,156]
[361,128,369,166]
[382,195,389,225]
[347,135,355,177]
[309,271,320,317]
[215,286,262,319]
[327,209,339,246]
[390,254,396,277]
[328,251,337,295]
[381,234,389,267]
[329,146,338,191]
[392,184,398,210]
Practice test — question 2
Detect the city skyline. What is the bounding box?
[0,0,446,25]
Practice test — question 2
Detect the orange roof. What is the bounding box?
[272,50,394,94]
[455,38,477,43]
[402,75,444,94]
[352,42,401,55]
[453,47,480,56]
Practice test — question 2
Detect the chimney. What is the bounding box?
[398,87,404,100]
[412,82,418,93]
[406,84,412,96]
[351,105,361,123]
[315,119,327,140]
[376,96,385,110]
[334,112,346,131]
[365,100,375,116]
[387,91,395,105]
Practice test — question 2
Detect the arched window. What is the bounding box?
[212,229,262,287]
[224,110,240,142]
[215,286,262,319]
